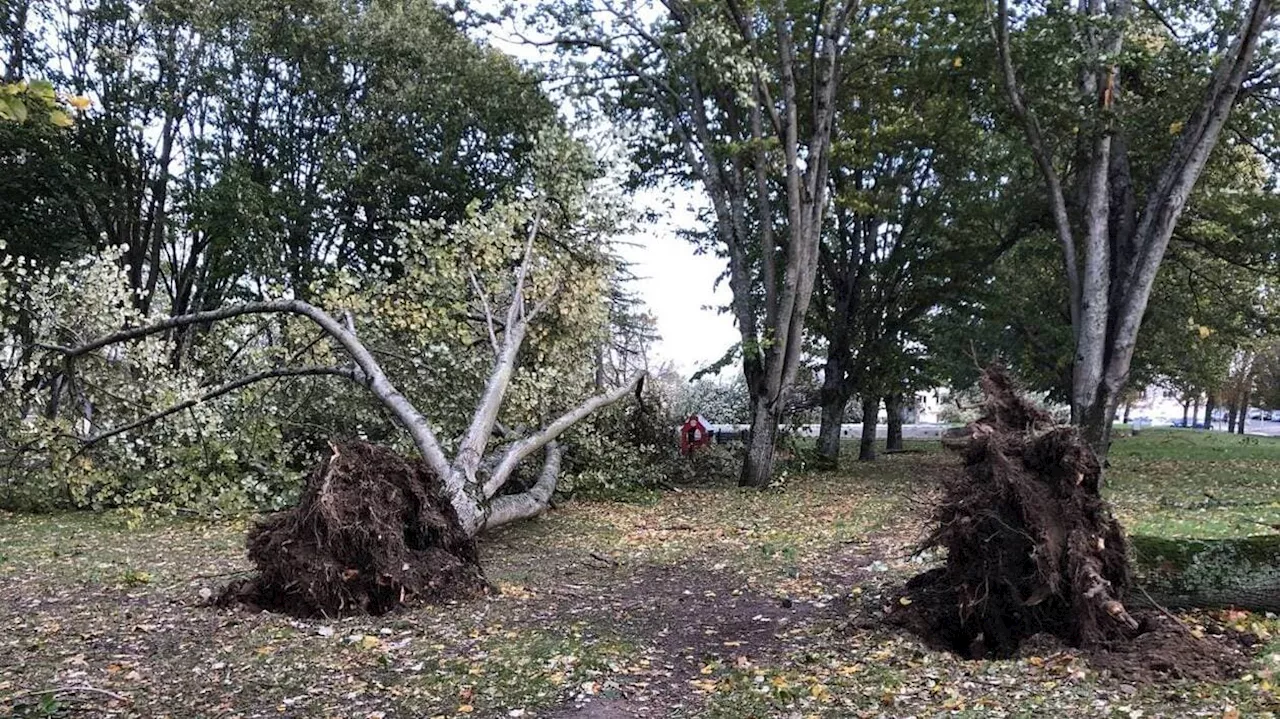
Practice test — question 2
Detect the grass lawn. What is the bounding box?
[1,429,1278,718]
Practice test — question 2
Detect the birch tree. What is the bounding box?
[4,132,642,532]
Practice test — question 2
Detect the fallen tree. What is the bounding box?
[1131,534,1280,614]
[898,367,1138,658]
[40,294,644,536]
[23,201,645,615]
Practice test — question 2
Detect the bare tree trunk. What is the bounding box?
[1228,403,1239,433]
[741,402,780,487]
[885,393,904,451]
[1238,388,1252,435]
[816,393,847,468]
[1192,395,1201,424]
[858,396,878,462]
[1181,401,1189,426]
[993,0,1273,466]
[1205,393,1216,429]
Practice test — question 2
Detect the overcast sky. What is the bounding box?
[485,24,739,376]
[614,193,740,375]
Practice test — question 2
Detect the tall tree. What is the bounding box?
[546,0,857,486]
[810,1,1029,464]
[992,0,1276,459]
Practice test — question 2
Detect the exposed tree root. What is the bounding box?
[895,367,1137,657]
[219,441,489,617]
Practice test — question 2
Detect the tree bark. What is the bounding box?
[816,392,847,468]
[741,401,780,487]
[858,396,878,462]
[885,393,904,451]
[1131,534,1280,614]
[1181,401,1189,426]
[1228,403,1239,434]
[1205,392,1217,429]
[993,0,1274,466]
[40,299,644,535]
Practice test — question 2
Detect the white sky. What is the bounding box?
[615,192,740,374]
[483,21,739,376]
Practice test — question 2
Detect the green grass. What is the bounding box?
[1107,429,1280,538]
[3,431,1280,717]
[1110,427,1280,461]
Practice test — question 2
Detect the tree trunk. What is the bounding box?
[885,393,904,451]
[993,0,1274,468]
[1205,393,1216,429]
[1131,534,1280,614]
[858,396,878,462]
[1181,401,1189,426]
[1079,391,1118,467]
[1238,387,1252,435]
[1228,403,1238,434]
[1123,402,1132,423]
[816,393,848,468]
[1192,395,1201,424]
[740,402,780,487]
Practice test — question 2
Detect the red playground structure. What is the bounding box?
[680,414,712,455]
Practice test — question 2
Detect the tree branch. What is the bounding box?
[992,0,1083,335]
[38,300,455,486]
[79,367,360,448]
[481,441,564,531]
[483,371,645,499]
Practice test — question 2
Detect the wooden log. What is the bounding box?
[1130,534,1280,614]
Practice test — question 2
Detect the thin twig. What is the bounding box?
[6,684,129,703]
[1136,584,1196,637]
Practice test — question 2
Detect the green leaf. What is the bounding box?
[28,79,56,102]
[3,97,28,123]
[48,109,74,128]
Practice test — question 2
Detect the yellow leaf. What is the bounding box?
[457,705,474,714]
[360,635,381,650]
[68,95,91,110]
[49,109,73,127]
[1170,120,1185,135]
[952,57,963,68]
[898,596,913,606]
[1198,325,1213,339]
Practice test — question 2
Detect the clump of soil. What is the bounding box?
[220,441,488,617]
[891,367,1252,682]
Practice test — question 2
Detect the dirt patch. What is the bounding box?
[892,367,1252,683]
[514,561,835,717]
[1086,614,1252,682]
[219,441,488,617]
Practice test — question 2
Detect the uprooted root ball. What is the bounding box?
[894,367,1138,658]
[219,441,489,617]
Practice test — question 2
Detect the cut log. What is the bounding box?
[1131,534,1280,614]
